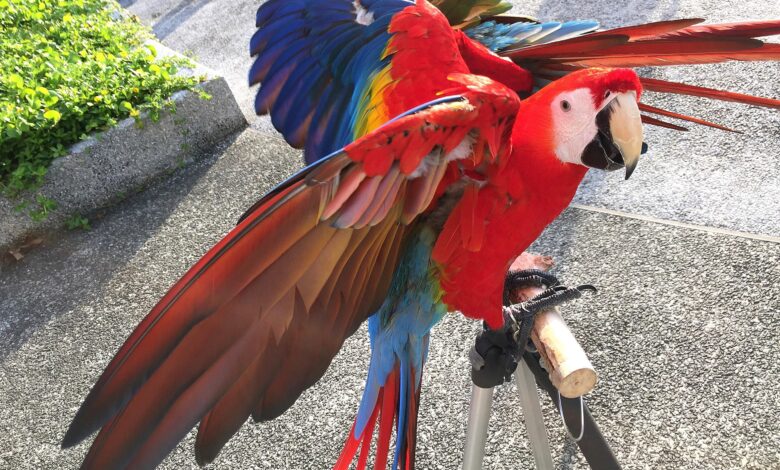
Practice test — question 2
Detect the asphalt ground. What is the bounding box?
[2,1,780,469]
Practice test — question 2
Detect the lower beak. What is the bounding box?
[580,92,644,180]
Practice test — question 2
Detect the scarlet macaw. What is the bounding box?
[61,1,780,469]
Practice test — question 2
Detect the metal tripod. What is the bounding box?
[462,352,622,470]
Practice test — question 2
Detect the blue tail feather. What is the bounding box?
[393,359,411,469]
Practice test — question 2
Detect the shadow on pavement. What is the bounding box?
[152,0,214,40]
[0,133,240,361]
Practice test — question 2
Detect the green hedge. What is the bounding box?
[0,0,203,214]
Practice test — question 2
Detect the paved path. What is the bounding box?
[2,1,779,469]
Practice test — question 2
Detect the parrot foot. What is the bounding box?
[503,268,560,304]
[504,283,598,353]
[469,278,596,389]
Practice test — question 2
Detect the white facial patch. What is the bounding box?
[551,88,599,165]
[353,1,374,25]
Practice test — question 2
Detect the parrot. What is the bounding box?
[61,1,780,469]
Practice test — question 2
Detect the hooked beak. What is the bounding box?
[580,92,645,180]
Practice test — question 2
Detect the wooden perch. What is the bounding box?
[508,253,597,398]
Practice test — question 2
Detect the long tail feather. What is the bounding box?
[504,34,628,59]
[587,18,704,40]
[374,368,399,470]
[334,389,382,470]
[641,115,689,131]
[356,399,380,470]
[655,19,780,39]
[638,103,738,132]
[336,358,425,470]
[397,363,422,470]
[641,77,780,109]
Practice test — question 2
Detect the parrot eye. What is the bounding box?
[604,90,611,99]
[560,100,571,112]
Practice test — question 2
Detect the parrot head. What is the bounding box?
[522,68,646,180]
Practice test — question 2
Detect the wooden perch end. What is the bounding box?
[508,253,597,398]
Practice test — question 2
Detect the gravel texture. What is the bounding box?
[1,129,778,469]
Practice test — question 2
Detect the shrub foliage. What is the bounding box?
[0,0,202,205]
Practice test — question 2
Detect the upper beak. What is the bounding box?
[580,92,644,180]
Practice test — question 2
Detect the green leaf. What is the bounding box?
[8,74,23,88]
[43,109,61,121]
[65,214,91,230]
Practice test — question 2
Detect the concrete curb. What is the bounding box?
[0,42,248,253]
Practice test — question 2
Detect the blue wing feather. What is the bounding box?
[281,69,331,143]
[466,18,601,52]
[251,0,411,163]
[271,62,319,137]
[249,20,306,57]
[518,21,562,44]
[536,19,599,43]
[256,1,304,28]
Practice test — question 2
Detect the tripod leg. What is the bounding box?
[515,361,555,470]
[523,352,622,470]
[462,385,494,470]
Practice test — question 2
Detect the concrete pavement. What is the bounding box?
[2,1,780,469]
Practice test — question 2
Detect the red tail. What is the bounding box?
[334,365,421,470]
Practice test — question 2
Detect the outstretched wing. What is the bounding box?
[459,14,780,130]
[62,77,520,469]
[251,0,412,163]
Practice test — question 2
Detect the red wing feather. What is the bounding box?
[70,181,409,469]
[558,43,780,67]
[62,180,321,449]
[550,37,780,67]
